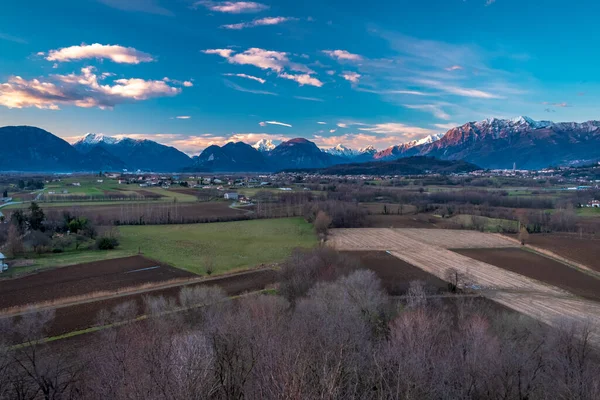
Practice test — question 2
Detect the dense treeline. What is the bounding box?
[1,248,598,399]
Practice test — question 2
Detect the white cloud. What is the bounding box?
[183,81,194,87]
[175,116,191,119]
[0,67,185,110]
[404,104,451,120]
[202,48,235,58]
[45,43,154,64]
[223,79,277,95]
[542,101,569,108]
[195,1,269,13]
[445,65,463,71]
[329,129,336,133]
[341,72,361,84]
[222,16,296,30]
[358,123,439,136]
[223,73,265,84]
[317,121,327,124]
[415,79,503,99]
[322,50,363,61]
[204,47,312,74]
[433,123,459,130]
[259,121,292,127]
[278,73,323,87]
[337,123,348,128]
[293,96,324,102]
[485,0,496,6]
[98,0,174,16]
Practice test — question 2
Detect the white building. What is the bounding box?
[224,193,239,200]
[0,252,7,272]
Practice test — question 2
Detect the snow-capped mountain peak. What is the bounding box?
[325,144,358,158]
[358,145,377,155]
[78,133,121,145]
[476,116,553,131]
[252,139,278,152]
[399,133,445,149]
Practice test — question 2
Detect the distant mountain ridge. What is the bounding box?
[1,116,599,172]
[73,133,192,171]
[0,126,124,172]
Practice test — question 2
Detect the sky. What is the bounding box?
[1,0,599,155]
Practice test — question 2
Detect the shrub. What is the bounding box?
[96,236,119,250]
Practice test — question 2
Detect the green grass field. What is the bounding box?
[577,207,600,217]
[448,214,519,233]
[119,218,317,274]
[8,218,317,276]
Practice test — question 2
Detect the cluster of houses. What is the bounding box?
[586,200,600,208]
[223,193,252,204]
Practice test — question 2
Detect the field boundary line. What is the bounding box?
[0,267,275,318]
[11,289,272,349]
[523,245,600,278]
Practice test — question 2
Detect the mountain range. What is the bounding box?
[0,116,599,172]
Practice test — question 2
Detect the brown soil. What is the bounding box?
[342,251,449,295]
[44,269,277,337]
[0,256,195,310]
[517,234,600,272]
[455,248,600,302]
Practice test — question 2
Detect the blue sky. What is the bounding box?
[1,0,599,154]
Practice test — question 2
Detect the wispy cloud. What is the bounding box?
[279,73,323,87]
[259,121,292,127]
[294,96,324,102]
[485,0,496,6]
[317,121,327,124]
[223,79,277,95]
[44,43,154,64]
[0,32,27,44]
[223,73,265,84]
[222,17,296,30]
[337,123,348,128]
[0,66,185,110]
[175,116,191,119]
[97,0,174,16]
[433,123,459,130]
[358,122,438,136]
[341,72,361,84]
[445,65,463,71]
[323,50,363,61]
[415,79,503,99]
[542,101,570,107]
[404,104,451,120]
[195,1,268,13]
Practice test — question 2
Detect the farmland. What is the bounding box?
[515,234,600,272]
[328,228,600,344]
[3,268,278,339]
[455,248,600,302]
[342,251,448,295]
[0,256,195,310]
[8,218,317,276]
